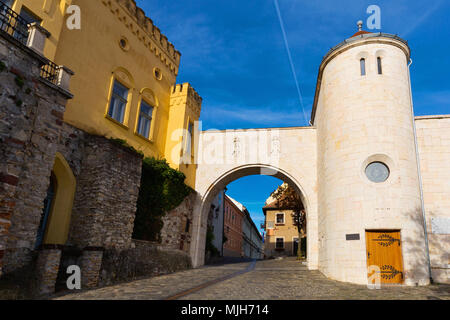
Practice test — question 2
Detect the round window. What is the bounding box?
[153,68,162,80]
[365,162,390,183]
[119,37,130,51]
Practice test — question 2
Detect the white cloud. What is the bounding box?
[400,0,443,37]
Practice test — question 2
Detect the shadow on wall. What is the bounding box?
[423,210,449,284]
[402,206,448,286]
[264,240,305,259]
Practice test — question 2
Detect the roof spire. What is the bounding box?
[357,20,363,31]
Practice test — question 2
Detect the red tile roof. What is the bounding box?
[350,30,372,38]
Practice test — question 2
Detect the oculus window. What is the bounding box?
[365,161,390,183]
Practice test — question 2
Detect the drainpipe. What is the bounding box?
[407,58,433,284]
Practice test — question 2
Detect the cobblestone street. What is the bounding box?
[56,258,450,300]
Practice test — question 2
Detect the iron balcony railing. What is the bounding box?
[0,0,29,45]
[0,1,64,88]
[40,60,59,86]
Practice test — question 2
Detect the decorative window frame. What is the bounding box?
[134,87,159,142]
[105,67,135,129]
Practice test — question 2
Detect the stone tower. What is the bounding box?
[311,25,430,285]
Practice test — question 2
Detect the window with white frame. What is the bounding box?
[276,213,285,224]
[137,100,153,139]
[275,237,284,249]
[108,80,128,123]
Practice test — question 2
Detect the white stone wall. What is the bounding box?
[315,37,430,285]
[193,127,318,269]
[416,115,450,283]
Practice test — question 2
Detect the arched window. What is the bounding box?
[377,57,382,74]
[108,80,129,123]
[360,58,366,76]
[106,67,134,126]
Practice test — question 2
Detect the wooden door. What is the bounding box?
[366,230,404,284]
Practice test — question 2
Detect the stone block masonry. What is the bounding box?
[0,31,72,274]
[160,192,196,252]
[36,246,62,295]
[98,240,192,288]
[68,136,143,250]
[80,248,104,288]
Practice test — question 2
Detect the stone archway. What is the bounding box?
[191,127,318,270]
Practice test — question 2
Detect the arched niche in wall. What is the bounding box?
[44,152,76,245]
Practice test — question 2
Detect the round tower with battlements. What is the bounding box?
[312,23,430,285]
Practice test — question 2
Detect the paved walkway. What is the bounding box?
[56,258,450,300]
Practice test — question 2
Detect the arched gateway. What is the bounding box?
[191,126,319,271]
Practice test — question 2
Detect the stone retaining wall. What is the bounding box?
[160,192,196,253]
[67,136,143,249]
[98,240,192,287]
[0,31,72,275]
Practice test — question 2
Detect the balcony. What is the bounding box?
[0,1,73,93]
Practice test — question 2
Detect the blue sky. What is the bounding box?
[226,175,283,236]
[137,0,449,232]
[138,0,449,130]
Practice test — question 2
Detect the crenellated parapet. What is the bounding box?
[101,0,181,75]
[170,83,203,119]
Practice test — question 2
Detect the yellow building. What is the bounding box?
[263,204,304,258]
[8,0,201,188]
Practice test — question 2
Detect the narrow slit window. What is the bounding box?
[360,58,366,76]
[185,121,194,157]
[377,57,382,74]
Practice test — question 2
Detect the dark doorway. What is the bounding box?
[293,237,299,256]
[35,173,56,248]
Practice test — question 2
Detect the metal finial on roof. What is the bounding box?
[357,20,363,31]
